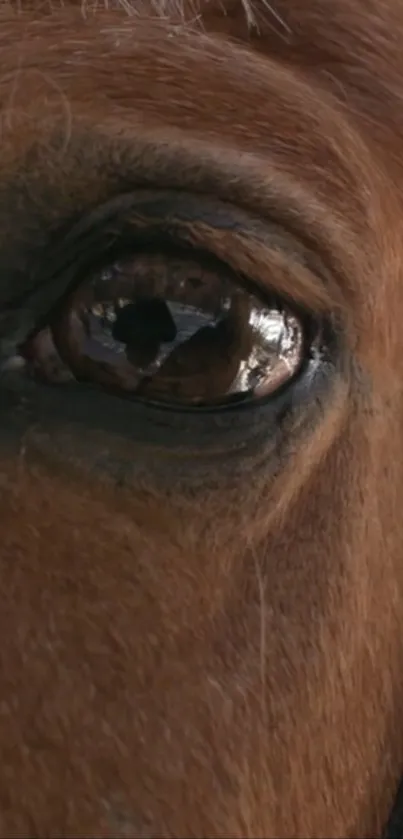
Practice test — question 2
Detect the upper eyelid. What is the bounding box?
[0,215,336,371]
[0,184,336,317]
[0,220,330,371]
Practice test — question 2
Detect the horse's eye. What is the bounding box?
[22,250,310,409]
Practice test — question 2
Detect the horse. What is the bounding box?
[1,1,403,836]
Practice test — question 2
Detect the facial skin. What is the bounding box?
[1,1,403,837]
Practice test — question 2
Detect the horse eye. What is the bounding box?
[22,250,309,409]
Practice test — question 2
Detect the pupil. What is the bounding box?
[112,299,177,347]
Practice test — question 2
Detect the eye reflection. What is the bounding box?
[23,252,306,408]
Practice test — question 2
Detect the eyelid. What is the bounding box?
[2,190,337,353]
[67,190,337,312]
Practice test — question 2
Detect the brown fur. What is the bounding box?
[1,0,403,836]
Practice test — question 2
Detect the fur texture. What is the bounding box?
[1,1,403,836]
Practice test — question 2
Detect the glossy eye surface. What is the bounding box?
[23,250,307,409]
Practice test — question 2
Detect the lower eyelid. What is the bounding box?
[0,320,337,447]
[0,297,341,517]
